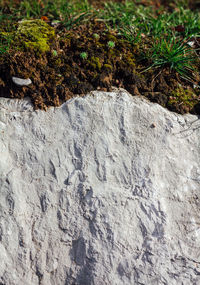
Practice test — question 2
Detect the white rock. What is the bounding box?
[12,76,32,86]
[51,20,61,28]
[187,41,195,47]
[0,89,200,284]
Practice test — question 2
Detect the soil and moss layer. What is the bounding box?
[0,0,200,114]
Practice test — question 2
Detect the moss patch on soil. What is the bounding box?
[15,19,56,54]
[0,0,200,114]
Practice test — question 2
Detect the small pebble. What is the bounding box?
[150,123,156,128]
[187,41,195,47]
[12,77,32,86]
[51,20,61,28]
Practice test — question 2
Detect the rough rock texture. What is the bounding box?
[1,89,200,285]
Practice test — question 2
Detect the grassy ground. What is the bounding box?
[0,0,200,114]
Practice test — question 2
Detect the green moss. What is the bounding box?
[93,33,100,40]
[15,19,55,54]
[103,64,113,70]
[88,56,102,71]
[168,87,199,112]
[107,49,115,56]
[106,33,117,42]
[123,52,136,69]
[0,31,13,55]
[60,32,72,47]
[53,58,62,67]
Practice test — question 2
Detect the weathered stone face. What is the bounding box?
[0,89,200,285]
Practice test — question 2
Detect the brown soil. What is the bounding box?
[1,0,200,114]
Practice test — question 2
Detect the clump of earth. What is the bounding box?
[0,0,200,114]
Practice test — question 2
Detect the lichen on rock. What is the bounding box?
[15,19,55,54]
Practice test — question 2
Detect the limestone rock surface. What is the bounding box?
[0,89,200,285]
